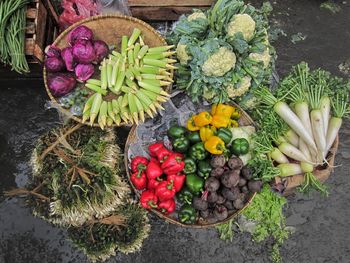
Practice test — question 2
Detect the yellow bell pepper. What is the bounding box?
[212,104,235,118]
[200,126,217,142]
[211,104,218,115]
[211,114,230,128]
[194,111,212,127]
[204,136,225,154]
[231,108,241,120]
[187,116,200,131]
[230,119,239,127]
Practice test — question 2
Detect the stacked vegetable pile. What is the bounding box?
[167,0,275,104]
[129,103,264,225]
[5,124,150,262]
[0,0,30,73]
[45,25,176,129]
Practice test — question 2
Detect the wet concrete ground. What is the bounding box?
[1,1,350,262]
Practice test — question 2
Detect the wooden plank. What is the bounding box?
[25,38,35,55]
[128,0,214,7]
[26,8,37,19]
[131,6,208,21]
[43,0,59,25]
[34,0,48,58]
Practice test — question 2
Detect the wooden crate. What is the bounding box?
[129,0,215,21]
[25,0,59,63]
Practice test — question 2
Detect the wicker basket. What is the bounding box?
[43,14,172,127]
[124,102,256,228]
[275,137,339,196]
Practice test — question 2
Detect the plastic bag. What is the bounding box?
[59,0,99,31]
[96,0,131,15]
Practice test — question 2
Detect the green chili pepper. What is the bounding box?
[189,142,207,161]
[177,186,194,205]
[172,137,190,153]
[197,160,212,179]
[231,138,250,156]
[186,174,204,195]
[187,131,201,144]
[183,157,197,174]
[167,125,187,139]
[178,204,197,224]
[216,127,233,145]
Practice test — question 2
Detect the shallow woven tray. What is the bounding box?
[275,136,339,196]
[43,14,172,127]
[124,102,256,228]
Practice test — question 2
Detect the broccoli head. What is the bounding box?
[227,14,256,41]
[202,47,236,77]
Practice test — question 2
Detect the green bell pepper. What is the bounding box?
[177,186,194,205]
[184,157,197,174]
[167,125,187,139]
[216,127,232,145]
[172,137,190,153]
[231,138,250,156]
[187,131,201,144]
[178,204,197,224]
[189,142,207,161]
[197,160,212,179]
[186,174,204,195]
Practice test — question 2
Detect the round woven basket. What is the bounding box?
[275,137,339,196]
[43,14,172,127]
[124,102,256,228]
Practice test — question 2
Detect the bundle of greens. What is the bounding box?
[0,0,30,73]
[27,124,130,226]
[249,62,350,194]
[167,0,275,104]
[68,203,150,262]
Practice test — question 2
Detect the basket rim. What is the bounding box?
[124,101,257,228]
[43,14,171,128]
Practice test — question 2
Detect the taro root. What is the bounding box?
[238,177,247,187]
[205,177,220,192]
[222,187,240,201]
[207,191,219,203]
[227,157,243,170]
[233,198,244,210]
[224,200,235,210]
[216,194,226,205]
[241,186,249,193]
[193,197,208,211]
[213,205,228,221]
[200,209,210,219]
[211,167,224,177]
[241,166,253,180]
[248,180,263,193]
[221,170,240,188]
[210,154,226,168]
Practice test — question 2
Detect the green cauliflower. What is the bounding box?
[227,14,256,41]
[227,76,252,98]
[202,47,236,77]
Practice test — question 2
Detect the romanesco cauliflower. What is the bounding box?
[227,76,252,98]
[227,14,256,41]
[202,47,236,77]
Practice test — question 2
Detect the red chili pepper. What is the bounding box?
[148,142,165,157]
[146,161,163,180]
[155,179,176,201]
[130,156,149,173]
[140,190,158,209]
[130,171,147,190]
[161,153,185,175]
[155,147,172,162]
[158,198,176,215]
[167,173,186,192]
[147,177,163,190]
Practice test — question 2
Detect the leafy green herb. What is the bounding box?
[216,219,235,242]
[243,185,289,263]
